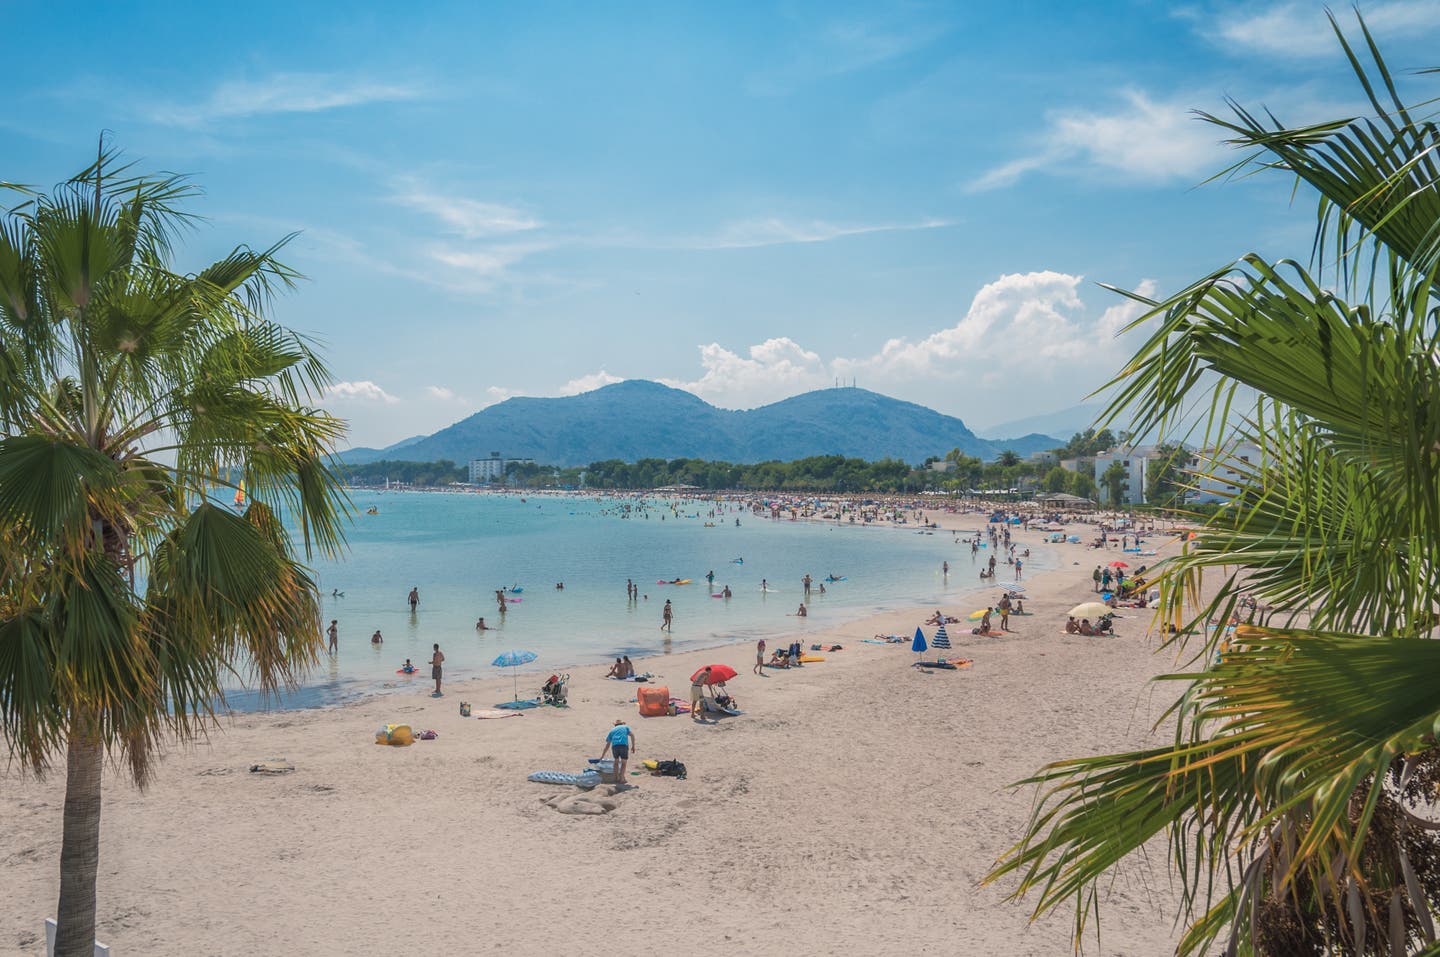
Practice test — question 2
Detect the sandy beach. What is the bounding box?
[2,518,1186,956]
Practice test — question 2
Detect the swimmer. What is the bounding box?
[371,629,383,644]
[475,617,488,631]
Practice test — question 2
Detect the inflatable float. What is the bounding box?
[528,769,602,788]
[824,576,847,582]
[797,655,826,663]
[656,579,693,585]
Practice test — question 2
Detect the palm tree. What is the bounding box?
[0,145,347,956]
[986,16,1440,957]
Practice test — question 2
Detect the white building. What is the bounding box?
[1093,445,1155,505]
[1188,441,1264,504]
[468,455,536,484]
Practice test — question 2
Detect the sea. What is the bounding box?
[224,490,1039,710]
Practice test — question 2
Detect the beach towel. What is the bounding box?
[472,709,523,719]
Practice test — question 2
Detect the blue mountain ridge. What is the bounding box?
[339,380,1061,467]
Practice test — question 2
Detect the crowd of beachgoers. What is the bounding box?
[3,495,1192,955]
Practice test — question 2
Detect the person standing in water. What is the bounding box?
[706,570,715,588]
[661,599,673,632]
[803,574,812,596]
[429,643,444,696]
[326,619,338,653]
[408,586,419,612]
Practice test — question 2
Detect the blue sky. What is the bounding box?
[6,0,1440,448]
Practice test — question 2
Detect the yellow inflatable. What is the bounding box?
[375,723,414,746]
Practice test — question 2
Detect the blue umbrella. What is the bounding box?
[492,649,539,704]
[911,626,927,654]
[932,624,951,651]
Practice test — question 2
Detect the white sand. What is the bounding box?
[2,520,1185,956]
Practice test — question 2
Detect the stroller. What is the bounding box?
[541,673,569,707]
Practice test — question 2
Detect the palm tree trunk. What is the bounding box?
[55,729,103,957]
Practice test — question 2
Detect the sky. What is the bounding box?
[5,0,1440,449]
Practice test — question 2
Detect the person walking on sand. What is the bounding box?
[429,643,445,696]
[754,638,766,675]
[601,719,636,784]
[327,619,338,653]
[1014,557,1023,580]
[661,599,673,632]
[408,586,419,612]
[1092,565,1102,592]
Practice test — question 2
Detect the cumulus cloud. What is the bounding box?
[970,90,1222,191]
[659,338,830,408]
[1207,1,1440,57]
[424,385,471,403]
[149,72,424,126]
[649,272,1159,414]
[559,370,624,395]
[324,380,400,404]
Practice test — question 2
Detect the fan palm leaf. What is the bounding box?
[0,142,347,957]
[987,14,1440,956]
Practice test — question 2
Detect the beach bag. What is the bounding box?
[655,759,687,779]
[637,685,670,717]
[459,702,472,717]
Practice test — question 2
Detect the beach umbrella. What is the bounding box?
[492,649,538,701]
[1068,601,1112,619]
[1004,583,1027,592]
[966,609,988,621]
[1109,560,1129,568]
[691,664,738,685]
[932,624,951,650]
[911,626,927,654]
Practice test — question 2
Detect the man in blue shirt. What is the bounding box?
[601,719,636,784]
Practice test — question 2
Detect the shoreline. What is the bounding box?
[4,512,1185,956]
[229,499,1060,715]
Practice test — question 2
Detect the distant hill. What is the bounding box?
[340,380,1058,467]
[976,402,1104,443]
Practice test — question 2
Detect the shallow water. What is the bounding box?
[224,490,1040,709]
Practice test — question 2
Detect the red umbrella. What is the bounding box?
[1109,561,1129,568]
[691,664,738,685]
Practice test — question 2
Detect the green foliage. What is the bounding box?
[342,459,466,486]
[989,17,1440,956]
[1056,427,1116,458]
[1043,466,1069,493]
[1144,442,1189,508]
[0,143,347,955]
[1100,460,1127,507]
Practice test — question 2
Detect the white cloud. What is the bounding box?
[148,72,424,126]
[424,385,471,403]
[693,217,952,250]
[649,272,1159,415]
[747,16,949,95]
[970,90,1222,191]
[324,380,400,404]
[660,338,830,407]
[559,370,623,395]
[1209,1,1440,57]
[392,186,540,239]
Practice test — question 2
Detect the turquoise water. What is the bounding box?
[228,491,1040,709]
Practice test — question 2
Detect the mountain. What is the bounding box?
[976,402,1104,443]
[340,380,1058,467]
[341,434,428,466]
